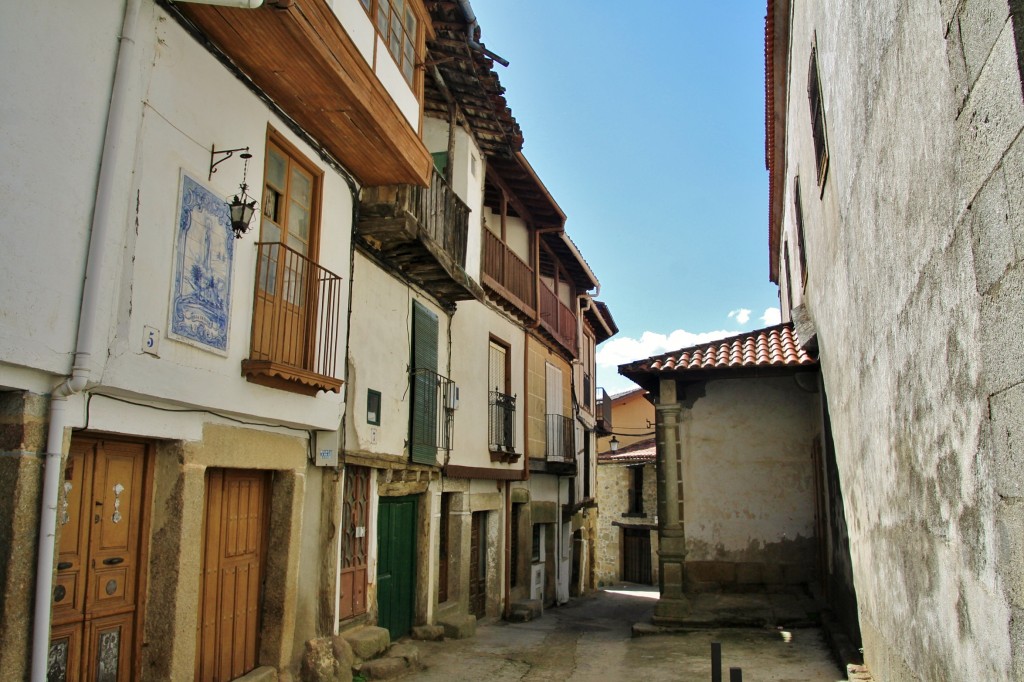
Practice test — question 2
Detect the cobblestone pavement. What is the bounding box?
[408,586,848,681]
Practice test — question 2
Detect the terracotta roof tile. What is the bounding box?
[619,323,816,377]
[597,439,656,464]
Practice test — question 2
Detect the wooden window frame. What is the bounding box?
[793,177,808,287]
[808,41,830,190]
[358,0,425,86]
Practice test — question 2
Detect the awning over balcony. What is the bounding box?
[173,0,432,187]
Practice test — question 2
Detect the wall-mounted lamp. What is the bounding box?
[210,145,259,239]
[609,436,620,453]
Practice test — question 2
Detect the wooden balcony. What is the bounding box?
[595,388,612,436]
[539,283,578,356]
[481,229,535,317]
[242,242,344,396]
[172,1,430,187]
[359,169,481,305]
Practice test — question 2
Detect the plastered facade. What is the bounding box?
[774,1,1024,678]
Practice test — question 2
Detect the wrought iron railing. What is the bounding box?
[482,229,535,312]
[545,414,575,463]
[245,241,343,389]
[410,368,455,462]
[488,391,517,453]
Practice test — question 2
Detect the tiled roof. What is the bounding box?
[619,323,816,376]
[598,439,656,464]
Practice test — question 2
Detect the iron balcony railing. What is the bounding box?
[545,414,575,463]
[410,368,455,462]
[489,391,517,453]
[243,241,343,392]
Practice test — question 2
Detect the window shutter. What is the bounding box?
[410,300,439,464]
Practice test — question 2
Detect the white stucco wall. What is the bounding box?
[448,301,525,470]
[778,1,1024,678]
[346,252,450,458]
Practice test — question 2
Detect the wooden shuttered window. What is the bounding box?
[410,300,439,464]
[808,45,829,186]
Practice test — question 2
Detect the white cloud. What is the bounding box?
[728,308,752,324]
[597,328,740,370]
[761,307,781,325]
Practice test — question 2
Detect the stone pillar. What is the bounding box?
[0,391,49,680]
[653,379,689,623]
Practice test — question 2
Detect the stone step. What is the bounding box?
[340,625,391,662]
[357,642,422,680]
[507,599,543,623]
[437,613,476,639]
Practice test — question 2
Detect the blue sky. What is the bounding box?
[469,2,781,394]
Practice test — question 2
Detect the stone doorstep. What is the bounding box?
[341,625,391,662]
[437,614,476,639]
[356,642,423,680]
[410,624,445,641]
[846,663,875,681]
[507,599,543,623]
[235,666,278,682]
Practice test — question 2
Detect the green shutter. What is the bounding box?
[431,152,449,176]
[410,300,439,464]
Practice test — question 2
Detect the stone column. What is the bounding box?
[653,379,688,623]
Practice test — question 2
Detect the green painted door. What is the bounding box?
[377,496,417,640]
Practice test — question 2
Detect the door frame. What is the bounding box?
[376,495,418,640]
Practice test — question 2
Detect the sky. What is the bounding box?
[469,2,781,395]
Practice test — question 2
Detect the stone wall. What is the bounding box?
[595,462,658,586]
[779,1,1024,678]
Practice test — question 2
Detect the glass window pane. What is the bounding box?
[359,0,370,9]
[404,7,416,33]
[260,218,281,244]
[290,167,312,207]
[376,6,388,34]
[266,148,286,190]
[393,0,404,13]
[403,39,414,76]
[288,202,310,246]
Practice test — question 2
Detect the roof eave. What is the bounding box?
[766,0,792,284]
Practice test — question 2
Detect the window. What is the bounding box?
[410,300,452,464]
[367,389,381,425]
[362,0,419,83]
[244,131,343,395]
[531,523,544,563]
[808,44,829,186]
[627,466,645,515]
[783,239,794,313]
[793,178,808,286]
[488,339,515,454]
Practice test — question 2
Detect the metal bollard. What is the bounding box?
[729,667,742,682]
[711,642,722,682]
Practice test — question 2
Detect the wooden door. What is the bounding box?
[377,496,417,640]
[621,528,653,585]
[196,470,271,682]
[339,466,370,621]
[469,512,486,618]
[49,438,149,682]
[437,494,450,604]
[252,140,319,367]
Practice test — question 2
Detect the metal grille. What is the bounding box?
[489,391,516,452]
[410,368,455,457]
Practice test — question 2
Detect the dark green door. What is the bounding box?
[377,495,417,639]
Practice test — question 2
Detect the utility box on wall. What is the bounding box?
[315,430,340,467]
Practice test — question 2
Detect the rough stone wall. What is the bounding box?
[594,462,658,586]
[782,1,1024,678]
[0,391,49,682]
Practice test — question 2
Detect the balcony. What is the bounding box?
[172,1,430,187]
[481,229,535,317]
[544,414,576,474]
[359,169,482,305]
[595,388,612,436]
[242,242,343,396]
[410,368,455,465]
[488,391,519,463]
[538,283,578,356]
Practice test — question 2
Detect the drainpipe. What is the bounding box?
[454,0,509,67]
[31,0,146,678]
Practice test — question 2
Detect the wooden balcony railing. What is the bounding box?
[358,168,475,303]
[242,242,343,396]
[595,387,612,435]
[481,229,535,315]
[538,283,578,354]
[545,414,575,464]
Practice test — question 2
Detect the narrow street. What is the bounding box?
[411,587,846,681]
